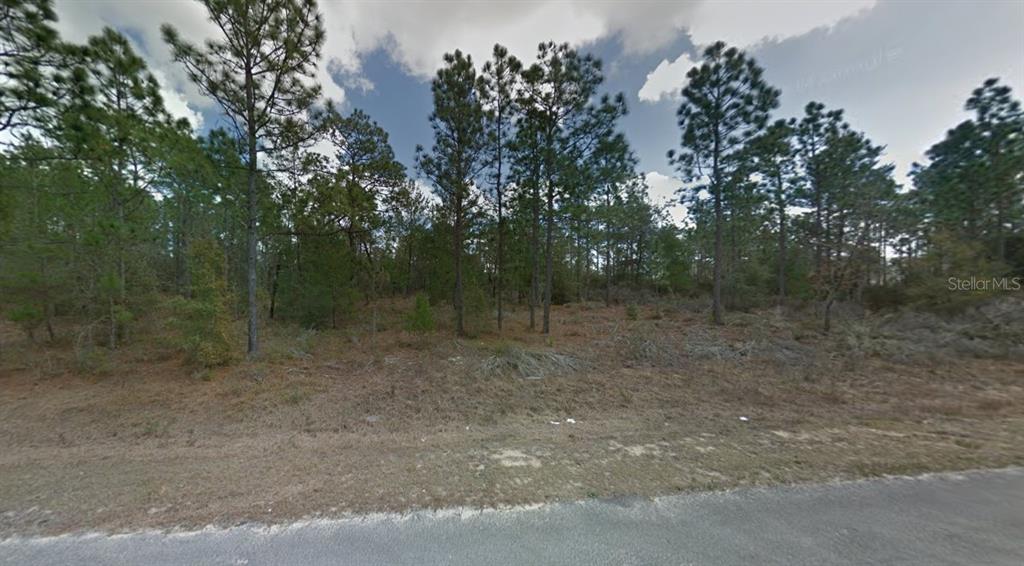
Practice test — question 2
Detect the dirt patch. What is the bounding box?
[0,301,1022,536]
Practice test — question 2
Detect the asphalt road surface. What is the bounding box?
[2,468,1022,565]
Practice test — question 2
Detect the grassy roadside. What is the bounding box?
[1,299,1022,536]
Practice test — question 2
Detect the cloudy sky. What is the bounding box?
[53,0,1023,223]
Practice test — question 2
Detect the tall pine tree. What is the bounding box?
[669,42,779,324]
[163,0,325,356]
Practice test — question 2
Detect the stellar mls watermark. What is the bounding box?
[947,276,1022,292]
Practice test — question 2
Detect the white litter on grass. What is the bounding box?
[624,444,663,457]
[549,421,560,425]
[739,416,750,422]
[566,418,576,424]
[490,449,541,468]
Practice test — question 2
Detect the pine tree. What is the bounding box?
[813,127,894,331]
[163,0,325,357]
[591,134,637,305]
[61,28,174,348]
[509,116,546,330]
[416,50,488,336]
[0,0,67,136]
[747,119,798,303]
[795,101,845,275]
[479,44,522,332]
[669,42,779,324]
[520,42,625,333]
[914,79,1023,266]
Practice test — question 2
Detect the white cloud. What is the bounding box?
[414,178,441,206]
[638,52,697,102]
[49,0,699,114]
[324,1,609,79]
[53,0,218,114]
[341,0,876,77]
[644,171,687,226]
[687,0,877,49]
[583,2,697,55]
[53,0,878,121]
[53,0,348,122]
[638,0,877,104]
[151,69,203,129]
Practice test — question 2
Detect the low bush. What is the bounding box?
[407,293,435,333]
[169,240,235,368]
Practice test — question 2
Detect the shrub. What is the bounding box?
[170,240,234,367]
[902,230,1007,311]
[6,303,43,340]
[407,293,435,333]
[862,285,908,312]
[462,282,492,337]
[625,303,639,320]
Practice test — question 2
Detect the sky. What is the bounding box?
[52,0,1024,224]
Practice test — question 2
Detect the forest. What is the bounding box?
[1,0,1024,540]
[1,0,1022,362]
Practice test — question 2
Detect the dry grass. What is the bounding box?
[0,297,1022,536]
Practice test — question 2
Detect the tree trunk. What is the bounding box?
[713,186,724,324]
[823,294,834,333]
[494,112,505,333]
[529,180,540,331]
[879,225,887,287]
[115,192,126,347]
[711,132,724,325]
[635,231,644,286]
[454,195,465,336]
[245,135,259,356]
[496,171,504,333]
[245,65,259,357]
[573,213,583,303]
[363,241,379,339]
[109,297,117,350]
[996,204,1006,263]
[405,238,414,295]
[175,196,191,296]
[605,238,612,307]
[776,175,787,305]
[45,301,55,342]
[269,256,281,320]
[543,179,555,334]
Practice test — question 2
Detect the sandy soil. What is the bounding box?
[1,301,1022,536]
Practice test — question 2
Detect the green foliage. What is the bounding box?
[625,304,639,320]
[725,260,773,312]
[416,49,489,336]
[1,5,1020,352]
[461,280,493,338]
[518,41,630,332]
[6,304,43,339]
[0,0,68,135]
[163,0,326,356]
[406,293,435,333]
[903,231,1008,310]
[913,78,1023,271]
[171,239,235,367]
[669,41,780,323]
[74,345,111,375]
[862,285,908,312]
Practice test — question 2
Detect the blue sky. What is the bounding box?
[54,0,1024,223]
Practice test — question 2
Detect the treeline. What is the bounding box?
[1,1,1021,362]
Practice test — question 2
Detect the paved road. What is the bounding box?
[2,468,1022,565]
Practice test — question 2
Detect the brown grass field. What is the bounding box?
[1,298,1022,536]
